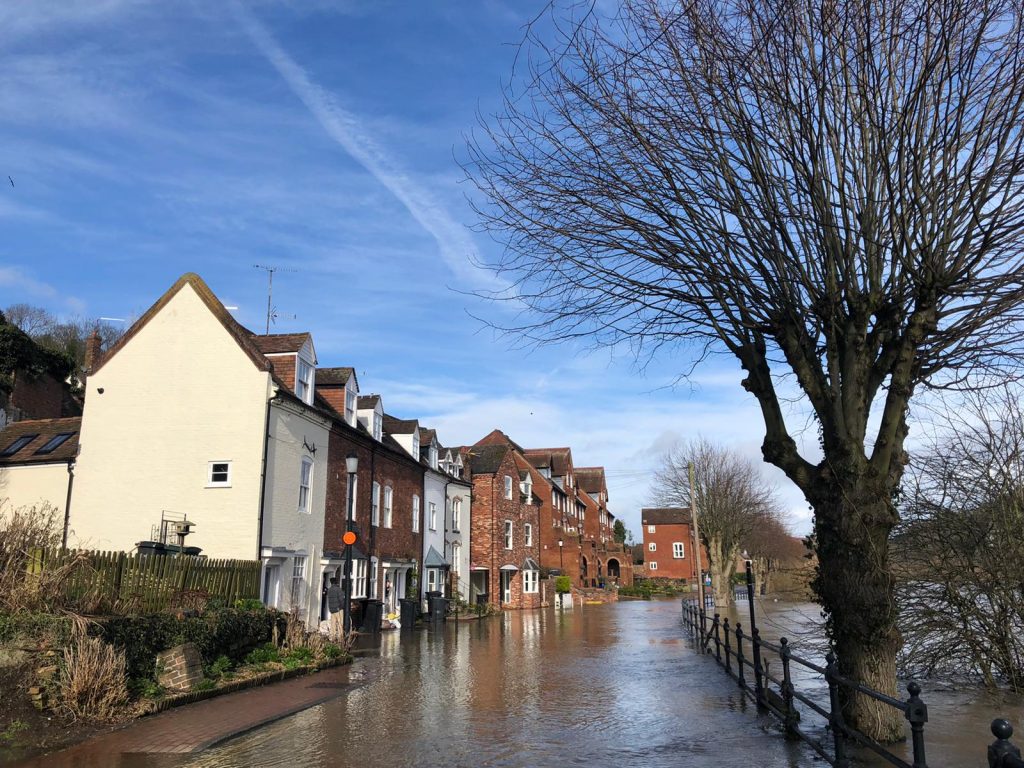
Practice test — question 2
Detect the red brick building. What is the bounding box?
[640,507,708,582]
[317,369,424,622]
[463,437,542,610]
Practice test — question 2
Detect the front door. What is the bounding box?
[501,571,512,604]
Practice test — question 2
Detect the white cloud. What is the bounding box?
[232,3,497,289]
[0,267,86,314]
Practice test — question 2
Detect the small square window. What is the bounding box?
[648,542,657,552]
[649,561,658,571]
[673,542,685,559]
[208,461,231,487]
[647,525,655,533]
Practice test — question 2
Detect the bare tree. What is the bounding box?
[466,0,1024,738]
[3,304,125,384]
[895,386,1024,690]
[745,514,808,598]
[652,438,780,607]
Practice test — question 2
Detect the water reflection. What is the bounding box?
[86,600,810,768]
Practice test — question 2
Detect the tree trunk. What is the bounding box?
[811,482,903,742]
[707,536,735,607]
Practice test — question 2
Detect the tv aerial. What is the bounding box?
[253,264,298,334]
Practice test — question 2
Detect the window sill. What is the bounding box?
[205,483,231,489]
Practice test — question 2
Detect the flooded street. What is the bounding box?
[716,595,1024,767]
[95,599,810,768]
[26,596,1024,768]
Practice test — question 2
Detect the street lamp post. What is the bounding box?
[344,452,358,635]
[558,539,564,571]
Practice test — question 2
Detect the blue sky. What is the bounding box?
[0,0,815,536]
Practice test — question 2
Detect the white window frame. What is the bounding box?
[345,386,357,425]
[412,431,420,457]
[524,523,533,547]
[649,561,658,571]
[298,458,313,513]
[648,542,657,552]
[452,498,462,532]
[504,476,513,500]
[429,444,438,469]
[647,524,656,533]
[523,569,538,594]
[429,501,437,531]
[370,556,379,600]
[452,542,461,579]
[290,556,306,609]
[347,558,367,599]
[504,520,513,550]
[426,568,439,592]
[383,486,393,528]
[412,495,420,533]
[673,542,685,559]
[373,411,382,441]
[296,359,313,404]
[207,461,231,488]
[371,481,381,526]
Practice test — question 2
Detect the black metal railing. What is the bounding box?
[681,562,1024,767]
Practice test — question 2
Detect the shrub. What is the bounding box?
[207,654,233,679]
[59,634,129,721]
[234,598,264,611]
[554,576,572,594]
[322,643,343,660]
[244,643,280,666]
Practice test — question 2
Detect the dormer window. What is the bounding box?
[373,411,382,441]
[504,475,513,500]
[521,476,532,499]
[429,444,438,469]
[344,386,357,426]
[412,430,420,458]
[296,359,313,405]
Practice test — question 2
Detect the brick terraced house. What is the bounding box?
[463,436,542,609]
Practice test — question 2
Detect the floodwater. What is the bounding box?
[87,599,812,768]
[715,594,1024,767]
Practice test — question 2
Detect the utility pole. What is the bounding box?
[689,461,706,611]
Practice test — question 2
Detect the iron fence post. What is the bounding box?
[989,720,1024,768]
[723,617,732,674]
[713,613,722,662]
[825,651,850,768]
[735,623,746,690]
[904,681,928,768]
[779,637,799,740]
[752,626,765,706]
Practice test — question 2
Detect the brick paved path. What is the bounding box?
[16,664,360,767]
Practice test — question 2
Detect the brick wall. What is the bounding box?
[469,449,542,610]
[641,521,705,581]
[265,354,297,392]
[9,371,67,420]
[324,423,423,599]
[157,643,204,691]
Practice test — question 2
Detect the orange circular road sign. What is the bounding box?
[342,531,357,546]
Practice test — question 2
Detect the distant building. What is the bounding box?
[640,507,705,582]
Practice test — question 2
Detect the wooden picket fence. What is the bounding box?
[25,548,261,614]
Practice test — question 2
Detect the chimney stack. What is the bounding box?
[83,330,103,379]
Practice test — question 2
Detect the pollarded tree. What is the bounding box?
[467,0,1024,739]
[651,438,780,607]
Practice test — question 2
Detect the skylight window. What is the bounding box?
[34,433,75,455]
[1,435,38,457]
